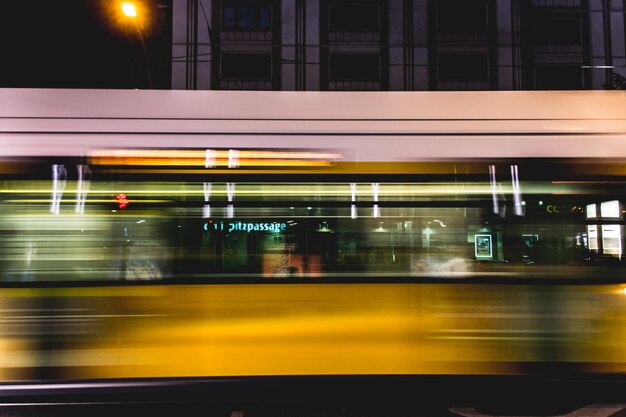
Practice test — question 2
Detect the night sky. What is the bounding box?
[0,0,172,89]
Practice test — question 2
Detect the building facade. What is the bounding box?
[171,0,626,90]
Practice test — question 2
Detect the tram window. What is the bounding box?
[0,161,624,282]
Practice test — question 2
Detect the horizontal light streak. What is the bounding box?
[4,199,169,204]
[90,149,340,160]
[90,149,340,167]
[92,158,334,167]
[0,184,572,195]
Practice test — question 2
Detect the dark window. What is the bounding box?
[329,54,380,81]
[222,4,271,30]
[534,65,583,90]
[534,13,582,44]
[437,54,489,80]
[221,54,272,79]
[436,2,489,33]
[328,4,380,31]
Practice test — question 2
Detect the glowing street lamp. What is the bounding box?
[121,2,137,18]
[116,1,153,88]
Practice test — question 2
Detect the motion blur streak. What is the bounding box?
[0,283,624,381]
[89,149,340,167]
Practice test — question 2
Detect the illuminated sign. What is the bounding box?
[600,200,621,219]
[474,234,493,258]
[545,204,584,215]
[587,225,598,251]
[586,204,597,219]
[204,221,287,233]
[602,225,622,258]
[546,205,560,214]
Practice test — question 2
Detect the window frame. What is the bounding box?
[327,2,382,32]
[221,2,273,31]
[532,11,584,45]
[435,1,490,34]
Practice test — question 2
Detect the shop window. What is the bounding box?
[437,54,489,81]
[221,53,272,79]
[328,3,380,31]
[329,54,380,81]
[436,1,489,33]
[533,13,582,44]
[223,3,271,30]
[534,65,583,90]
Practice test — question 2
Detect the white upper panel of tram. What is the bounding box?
[0,89,625,160]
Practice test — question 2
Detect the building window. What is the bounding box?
[329,54,380,81]
[533,13,582,44]
[436,2,489,33]
[437,54,489,81]
[328,3,380,31]
[526,5,589,90]
[534,65,584,89]
[221,53,272,79]
[223,3,271,30]
[431,0,494,90]
[321,0,387,90]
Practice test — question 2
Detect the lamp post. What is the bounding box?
[120,1,153,88]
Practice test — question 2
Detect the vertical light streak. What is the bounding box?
[350,183,358,219]
[489,165,499,215]
[203,182,212,218]
[50,164,67,215]
[75,165,91,215]
[511,165,523,216]
[371,183,380,218]
[205,149,216,168]
[228,149,239,168]
[226,182,236,218]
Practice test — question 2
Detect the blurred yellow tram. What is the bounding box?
[0,89,624,385]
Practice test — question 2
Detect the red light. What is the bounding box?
[115,193,129,209]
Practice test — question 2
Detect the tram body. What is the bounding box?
[0,89,624,386]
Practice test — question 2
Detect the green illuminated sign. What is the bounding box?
[204,221,287,233]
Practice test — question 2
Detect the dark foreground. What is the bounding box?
[1,376,626,417]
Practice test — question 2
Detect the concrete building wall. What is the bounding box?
[306,0,321,91]
[388,0,405,90]
[171,0,191,89]
[496,0,514,89]
[413,0,430,90]
[281,0,296,90]
[171,0,213,90]
[589,0,609,88]
[610,0,626,71]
